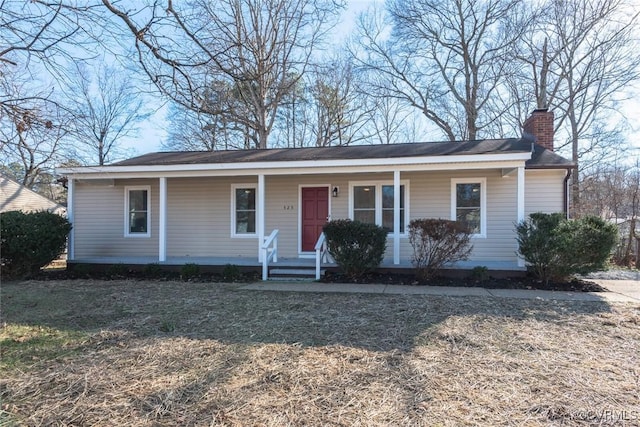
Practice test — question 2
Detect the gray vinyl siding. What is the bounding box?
[525,169,566,216]
[72,168,565,265]
[166,176,258,258]
[403,170,518,263]
[74,179,159,258]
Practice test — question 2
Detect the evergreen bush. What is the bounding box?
[1,210,72,279]
[323,219,387,279]
[516,213,617,284]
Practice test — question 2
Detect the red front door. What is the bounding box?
[301,187,329,252]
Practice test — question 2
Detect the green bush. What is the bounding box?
[222,264,242,281]
[323,219,387,279]
[106,263,127,277]
[143,262,163,278]
[516,213,618,284]
[180,263,200,281]
[471,266,489,282]
[1,210,72,279]
[408,218,473,280]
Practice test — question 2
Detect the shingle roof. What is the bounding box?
[112,138,573,169]
[0,174,66,215]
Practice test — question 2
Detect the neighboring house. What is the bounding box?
[0,174,66,216]
[58,109,574,278]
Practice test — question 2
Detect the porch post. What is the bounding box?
[258,174,265,262]
[159,177,167,262]
[393,170,400,265]
[67,177,74,261]
[517,166,525,267]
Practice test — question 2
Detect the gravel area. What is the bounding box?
[581,268,640,281]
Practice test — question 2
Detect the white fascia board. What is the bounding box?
[57,152,531,180]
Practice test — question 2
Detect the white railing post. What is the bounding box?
[314,232,326,280]
[261,229,279,280]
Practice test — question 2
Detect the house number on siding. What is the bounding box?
[284,205,294,210]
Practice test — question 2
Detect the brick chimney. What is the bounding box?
[523,109,555,151]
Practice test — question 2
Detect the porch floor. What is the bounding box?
[68,256,524,271]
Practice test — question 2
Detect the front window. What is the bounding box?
[233,186,256,236]
[451,179,485,236]
[382,185,405,232]
[351,182,408,234]
[125,186,150,237]
[353,185,376,224]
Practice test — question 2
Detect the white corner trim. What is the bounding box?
[67,178,75,260]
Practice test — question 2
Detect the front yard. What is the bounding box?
[1,279,639,426]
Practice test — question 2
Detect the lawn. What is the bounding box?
[1,279,639,426]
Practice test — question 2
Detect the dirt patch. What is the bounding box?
[1,280,638,426]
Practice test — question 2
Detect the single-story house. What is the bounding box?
[57,109,573,279]
[0,174,66,215]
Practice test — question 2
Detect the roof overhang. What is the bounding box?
[58,152,533,180]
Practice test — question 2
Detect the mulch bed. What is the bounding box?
[34,266,607,292]
[321,271,607,292]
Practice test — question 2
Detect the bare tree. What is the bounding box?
[512,0,640,207]
[165,103,254,151]
[64,62,151,165]
[352,0,531,141]
[580,156,640,266]
[0,78,71,188]
[306,58,372,146]
[1,1,98,119]
[1,0,103,195]
[363,92,428,145]
[102,0,343,149]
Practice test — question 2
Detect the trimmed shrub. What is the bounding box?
[222,264,242,281]
[323,219,387,279]
[143,262,163,278]
[180,263,200,281]
[1,210,71,279]
[516,213,618,284]
[408,218,473,280]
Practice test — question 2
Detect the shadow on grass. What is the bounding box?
[3,279,635,426]
[0,279,614,353]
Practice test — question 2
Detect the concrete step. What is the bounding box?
[267,267,327,281]
[269,268,317,277]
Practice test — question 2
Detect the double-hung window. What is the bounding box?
[351,181,408,234]
[232,185,257,237]
[125,186,150,237]
[451,178,486,237]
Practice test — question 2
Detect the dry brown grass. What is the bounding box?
[1,279,639,426]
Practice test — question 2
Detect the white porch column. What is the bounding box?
[258,174,265,262]
[67,178,75,261]
[159,177,167,262]
[517,166,525,267]
[393,170,400,265]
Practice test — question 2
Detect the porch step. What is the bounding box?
[268,268,322,280]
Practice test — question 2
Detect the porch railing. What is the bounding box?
[314,232,332,280]
[261,229,279,280]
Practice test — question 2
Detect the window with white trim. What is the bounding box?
[125,186,150,237]
[451,178,486,237]
[232,185,257,237]
[350,181,408,234]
